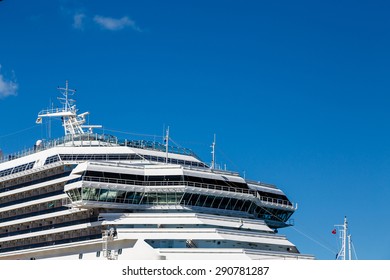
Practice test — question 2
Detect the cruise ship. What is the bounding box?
[0,81,313,260]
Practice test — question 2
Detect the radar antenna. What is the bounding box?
[36,81,101,136]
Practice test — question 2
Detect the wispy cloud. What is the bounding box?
[61,3,142,33]
[72,12,86,30]
[93,15,141,32]
[0,66,18,99]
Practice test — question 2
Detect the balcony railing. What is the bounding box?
[78,176,294,209]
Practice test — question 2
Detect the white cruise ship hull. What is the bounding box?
[0,82,314,260]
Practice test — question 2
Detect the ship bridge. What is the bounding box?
[64,161,296,229]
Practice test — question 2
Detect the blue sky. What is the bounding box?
[1,0,390,260]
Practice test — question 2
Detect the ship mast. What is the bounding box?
[36,81,101,136]
[210,134,216,169]
[165,126,169,164]
[335,216,353,260]
[57,80,75,114]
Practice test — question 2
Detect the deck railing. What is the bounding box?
[80,176,294,209]
[0,133,199,164]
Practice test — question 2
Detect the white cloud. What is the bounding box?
[0,66,18,99]
[73,12,86,30]
[93,15,141,32]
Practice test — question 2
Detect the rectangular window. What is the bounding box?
[106,190,118,202]
[211,196,223,209]
[89,188,99,201]
[116,191,126,203]
[82,187,91,200]
[98,189,109,201]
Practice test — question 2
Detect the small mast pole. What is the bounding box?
[211,134,216,169]
[335,216,349,260]
[165,126,170,164]
[343,216,348,260]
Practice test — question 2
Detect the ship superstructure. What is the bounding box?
[0,82,313,260]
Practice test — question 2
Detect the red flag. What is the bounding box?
[332,229,336,234]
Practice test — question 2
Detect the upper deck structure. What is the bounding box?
[0,81,313,260]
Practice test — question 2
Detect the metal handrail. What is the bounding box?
[38,108,73,115]
[82,176,255,194]
[80,176,293,208]
[0,133,199,164]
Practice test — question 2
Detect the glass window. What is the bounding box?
[157,193,167,204]
[239,200,251,212]
[224,198,233,210]
[116,191,126,203]
[104,172,120,179]
[203,195,215,208]
[166,193,180,204]
[143,193,157,204]
[195,194,206,207]
[247,202,256,214]
[89,188,99,201]
[82,187,91,200]
[231,198,241,211]
[125,192,143,204]
[98,189,109,201]
[73,188,82,201]
[106,190,118,202]
[85,170,103,178]
[211,196,223,209]
[125,192,135,203]
[180,193,193,206]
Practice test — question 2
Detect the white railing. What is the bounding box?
[80,176,294,209]
[0,133,199,164]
